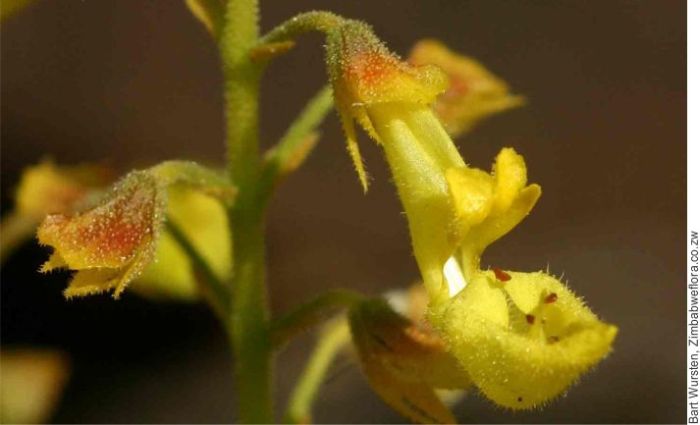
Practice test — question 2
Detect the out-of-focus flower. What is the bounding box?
[0,348,70,424]
[37,161,235,299]
[326,22,617,415]
[14,161,111,218]
[0,0,37,21]
[349,298,470,424]
[0,161,111,262]
[408,39,524,137]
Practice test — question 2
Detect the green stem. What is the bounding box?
[284,319,351,424]
[220,0,261,186]
[258,11,344,45]
[260,85,334,196]
[219,0,273,423]
[271,289,363,349]
[165,220,229,319]
[228,207,270,423]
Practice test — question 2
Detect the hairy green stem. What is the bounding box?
[220,0,262,186]
[284,319,351,424]
[219,0,273,422]
[258,11,344,45]
[228,206,270,423]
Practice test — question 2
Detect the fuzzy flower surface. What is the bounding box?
[37,161,235,299]
[326,22,617,415]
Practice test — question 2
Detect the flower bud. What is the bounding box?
[349,299,469,424]
[37,161,234,299]
[325,21,448,190]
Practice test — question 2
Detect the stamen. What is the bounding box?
[443,256,468,297]
[544,292,558,304]
[493,267,511,282]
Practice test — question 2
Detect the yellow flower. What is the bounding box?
[328,23,537,303]
[408,39,525,137]
[326,21,448,191]
[37,161,234,300]
[131,185,232,300]
[0,348,70,424]
[14,161,111,218]
[0,161,111,262]
[349,298,470,424]
[328,23,617,412]
[437,269,617,409]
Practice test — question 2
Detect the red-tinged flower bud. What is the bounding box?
[324,21,449,191]
[37,161,235,299]
[38,170,164,299]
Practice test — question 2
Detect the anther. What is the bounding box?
[493,267,511,282]
[544,292,558,304]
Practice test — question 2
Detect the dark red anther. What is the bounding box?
[525,314,535,325]
[544,292,558,304]
[548,336,560,343]
[493,267,511,282]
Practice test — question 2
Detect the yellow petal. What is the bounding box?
[367,102,466,301]
[133,186,232,300]
[465,183,541,258]
[445,166,494,232]
[2,161,112,263]
[408,39,525,137]
[446,148,540,278]
[434,271,617,409]
[37,171,161,272]
[16,160,110,217]
[491,147,527,213]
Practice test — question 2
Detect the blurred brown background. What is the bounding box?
[1,0,685,423]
